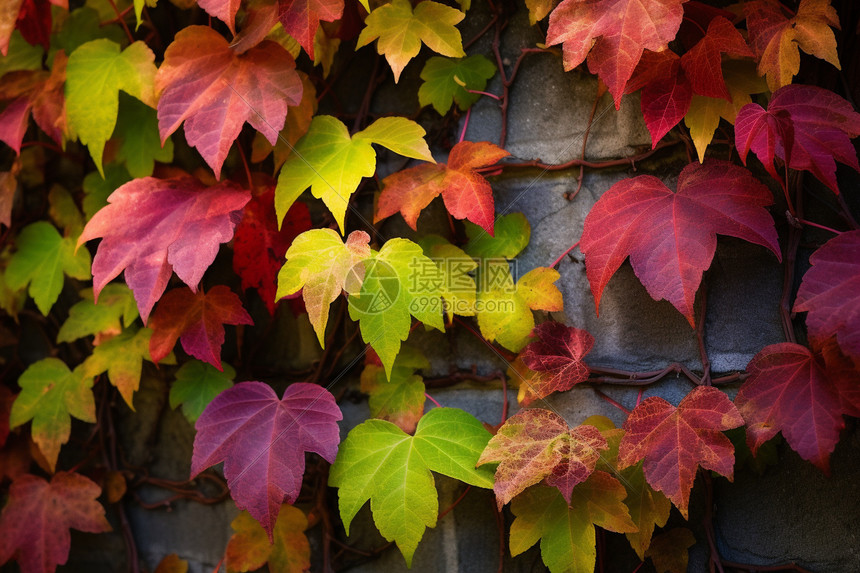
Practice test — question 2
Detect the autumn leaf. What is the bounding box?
[360,346,428,433]
[0,472,111,573]
[618,386,744,517]
[329,407,495,566]
[0,51,67,154]
[148,286,253,369]
[79,326,170,409]
[275,115,434,233]
[278,0,344,59]
[154,553,188,573]
[509,475,637,573]
[646,528,696,573]
[519,322,594,403]
[5,221,91,315]
[0,161,20,227]
[745,0,841,92]
[57,284,138,344]
[250,72,317,172]
[679,16,754,100]
[580,160,780,326]
[9,358,95,471]
[197,0,242,34]
[356,0,465,82]
[155,26,303,179]
[735,84,860,193]
[277,229,371,345]
[376,140,509,234]
[169,360,235,424]
[794,230,860,361]
[225,505,310,573]
[78,175,251,323]
[735,343,851,472]
[233,183,311,315]
[418,55,497,115]
[545,0,686,107]
[192,382,342,538]
[464,212,530,260]
[65,39,157,175]
[348,238,446,376]
[478,409,607,506]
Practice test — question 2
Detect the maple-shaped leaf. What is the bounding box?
[170,360,235,424]
[0,51,66,154]
[356,0,465,82]
[79,326,171,409]
[376,141,509,234]
[78,175,251,323]
[0,31,43,77]
[628,50,691,148]
[545,0,686,108]
[348,238,446,376]
[47,186,84,238]
[646,527,696,573]
[580,160,780,326]
[0,472,111,573]
[329,407,495,566]
[735,84,860,194]
[148,286,253,369]
[9,358,95,471]
[278,0,344,60]
[250,71,317,172]
[464,212,530,260]
[225,505,310,573]
[679,16,754,100]
[110,95,174,178]
[277,229,371,345]
[155,26,303,179]
[684,60,768,162]
[5,221,91,315]
[51,6,125,57]
[526,0,557,24]
[65,39,157,175]
[1,0,65,57]
[618,386,744,517]
[509,475,637,573]
[233,183,311,315]
[57,284,138,344]
[360,345,428,433]
[519,322,594,402]
[794,230,860,361]
[418,236,478,321]
[81,164,131,221]
[154,554,188,573]
[275,115,434,233]
[745,0,841,92]
[197,0,242,34]
[476,262,563,352]
[418,55,497,115]
[192,381,342,538]
[734,342,854,472]
[478,409,607,506]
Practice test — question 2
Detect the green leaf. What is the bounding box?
[356,0,465,82]
[348,239,445,376]
[5,222,91,315]
[275,115,433,234]
[276,229,371,346]
[48,185,85,237]
[509,476,637,573]
[133,0,157,30]
[0,31,44,77]
[79,326,171,409]
[57,284,139,343]
[361,346,429,433]
[82,163,132,220]
[464,213,531,260]
[51,7,127,61]
[169,360,235,424]
[419,55,497,114]
[329,407,495,565]
[9,358,96,472]
[65,39,157,175]
[419,237,478,321]
[112,95,173,178]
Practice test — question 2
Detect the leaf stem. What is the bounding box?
[594,388,631,415]
[105,0,134,44]
[798,219,843,235]
[425,392,443,408]
[550,239,580,268]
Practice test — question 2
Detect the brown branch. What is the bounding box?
[497,139,682,172]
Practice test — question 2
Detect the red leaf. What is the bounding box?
[478,409,607,506]
[794,230,860,361]
[197,0,242,34]
[15,0,51,52]
[148,286,253,369]
[78,175,251,323]
[545,0,686,108]
[679,16,753,100]
[233,182,312,315]
[278,0,344,60]
[735,343,847,472]
[191,381,342,538]
[519,322,594,401]
[0,472,111,573]
[375,140,509,235]
[629,51,691,148]
[580,160,780,326]
[155,26,303,179]
[735,85,860,193]
[618,386,744,517]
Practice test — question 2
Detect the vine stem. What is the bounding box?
[425,393,443,408]
[798,218,843,235]
[550,239,580,268]
[459,107,472,144]
[568,84,604,201]
[594,388,631,415]
[106,0,134,43]
[499,139,682,171]
[438,486,472,520]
